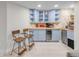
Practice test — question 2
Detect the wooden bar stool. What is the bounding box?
[11,30,27,55]
[23,29,34,50]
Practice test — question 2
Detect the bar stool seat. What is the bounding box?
[15,37,25,42]
[25,34,33,38]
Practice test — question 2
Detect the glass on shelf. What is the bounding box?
[39,19,43,21]
[45,19,48,21]
[39,17,43,19]
[45,17,48,18]
[39,13,43,16]
[45,15,48,18]
[39,15,43,16]
[55,9,60,14]
[39,12,43,16]
[44,11,48,14]
[55,14,59,16]
[55,18,59,21]
[39,11,43,13]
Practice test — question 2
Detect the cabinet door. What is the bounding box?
[35,10,39,22]
[62,30,67,45]
[48,10,55,22]
[44,11,48,22]
[52,30,61,42]
[33,30,39,42]
[38,30,46,41]
[39,11,44,22]
[67,31,74,40]
[30,9,35,22]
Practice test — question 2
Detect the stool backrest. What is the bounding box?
[23,29,28,33]
[12,30,20,38]
[23,29,33,34]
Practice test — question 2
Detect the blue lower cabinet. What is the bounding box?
[33,30,46,42]
[52,30,61,42]
[33,30,39,42]
[33,29,61,42]
[38,30,46,42]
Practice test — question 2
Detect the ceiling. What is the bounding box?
[11,1,77,10]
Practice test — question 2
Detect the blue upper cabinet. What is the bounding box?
[55,9,60,21]
[39,10,49,22]
[35,10,39,22]
[48,10,55,22]
[49,9,60,22]
[39,11,43,22]
[29,9,60,23]
[44,11,48,22]
[30,9,39,23]
[30,9,35,22]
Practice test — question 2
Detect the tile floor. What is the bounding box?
[4,42,73,57]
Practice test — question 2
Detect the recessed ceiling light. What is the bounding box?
[37,4,41,8]
[54,4,59,8]
[70,4,74,8]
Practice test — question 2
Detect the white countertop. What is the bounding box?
[27,27,66,30]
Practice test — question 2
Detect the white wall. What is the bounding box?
[0,2,7,56]
[6,3,31,53]
[59,9,74,28]
[74,2,79,50]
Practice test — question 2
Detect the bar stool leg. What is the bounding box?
[32,31,34,43]
[18,42,21,55]
[28,38,30,51]
[10,41,16,55]
[23,40,26,49]
[32,36,34,43]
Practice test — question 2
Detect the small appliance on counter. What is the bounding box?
[36,23,46,28]
[46,23,54,28]
[32,22,60,28]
